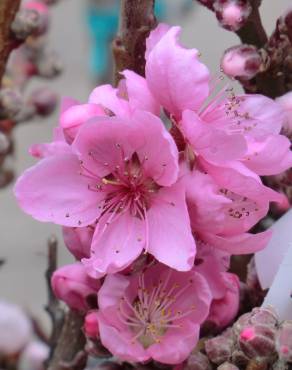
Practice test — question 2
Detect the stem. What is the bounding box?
[47,310,87,370]
[0,0,21,83]
[112,0,157,84]
[236,1,268,48]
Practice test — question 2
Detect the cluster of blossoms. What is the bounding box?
[14,24,292,365]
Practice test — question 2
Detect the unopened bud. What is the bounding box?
[51,262,100,311]
[29,88,58,116]
[217,363,239,370]
[62,227,92,260]
[239,325,276,359]
[11,9,44,39]
[84,311,99,339]
[20,341,49,370]
[214,0,252,31]
[234,307,278,335]
[0,89,23,119]
[205,329,234,365]
[221,45,262,80]
[185,352,212,370]
[276,321,292,362]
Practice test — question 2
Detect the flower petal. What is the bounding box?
[180,110,247,164]
[83,211,145,278]
[145,26,210,118]
[147,183,196,271]
[14,153,103,226]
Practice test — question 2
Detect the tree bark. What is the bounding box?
[0,0,21,83]
[47,310,87,370]
[112,0,157,84]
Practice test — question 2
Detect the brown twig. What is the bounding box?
[45,236,65,360]
[112,0,157,85]
[46,309,87,370]
[0,0,21,83]
[236,0,268,48]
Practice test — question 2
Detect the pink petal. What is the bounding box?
[180,110,247,164]
[14,153,103,226]
[242,135,292,175]
[200,230,272,254]
[88,84,130,117]
[201,159,285,205]
[62,226,93,260]
[60,103,105,142]
[147,322,200,364]
[145,26,210,118]
[72,116,137,178]
[120,70,160,115]
[145,23,171,59]
[60,97,80,114]
[98,274,130,311]
[97,312,149,363]
[29,141,71,159]
[132,110,179,186]
[83,211,144,278]
[147,183,196,271]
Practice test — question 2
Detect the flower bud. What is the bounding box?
[0,132,10,155]
[20,341,49,370]
[205,329,235,365]
[275,321,292,362]
[36,50,62,78]
[239,325,276,359]
[51,262,100,311]
[217,363,239,370]
[214,0,252,31]
[184,352,212,370]
[11,9,44,40]
[84,311,99,339]
[29,88,58,116]
[0,301,32,356]
[0,88,23,119]
[207,272,240,329]
[221,45,262,80]
[62,227,92,260]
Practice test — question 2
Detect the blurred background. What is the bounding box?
[0,0,291,327]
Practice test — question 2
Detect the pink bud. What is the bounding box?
[0,301,32,356]
[214,0,252,31]
[51,262,100,311]
[184,352,212,370]
[207,272,240,329]
[276,321,292,362]
[20,341,49,370]
[84,311,99,339]
[62,226,93,260]
[205,329,234,365]
[221,45,262,80]
[239,324,276,359]
[23,1,49,35]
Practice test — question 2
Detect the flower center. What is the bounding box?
[118,271,196,348]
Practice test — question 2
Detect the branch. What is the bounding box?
[45,236,65,359]
[236,1,268,48]
[112,0,157,84]
[46,309,87,370]
[0,0,21,83]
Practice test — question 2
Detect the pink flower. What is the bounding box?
[122,24,292,177]
[62,226,93,260]
[51,262,100,311]
[96,263,212,364]
[183,165,274,254]
[0,301,32,356]
[15,110,195,276]
[277,91,292,141]
[207,272,240,329]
